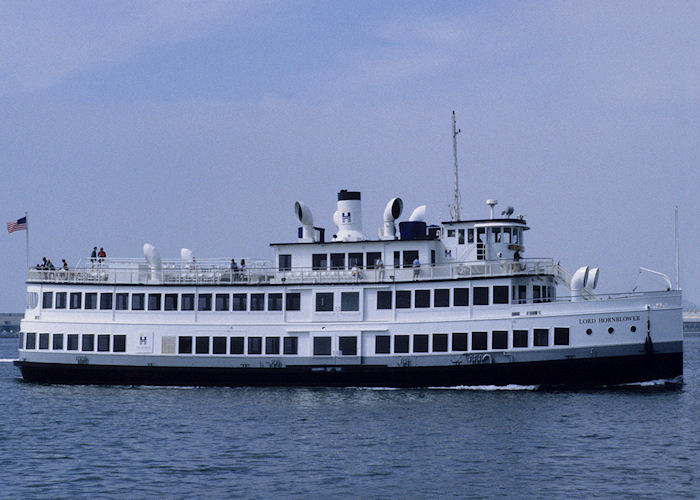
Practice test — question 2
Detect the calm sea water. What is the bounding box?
[1,337,699,499]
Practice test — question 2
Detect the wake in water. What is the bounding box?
[0,358,18,363]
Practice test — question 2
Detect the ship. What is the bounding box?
[14,116,683,387]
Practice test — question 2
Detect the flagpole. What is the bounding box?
[25,211,29,270]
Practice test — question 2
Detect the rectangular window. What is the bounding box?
[283,337,298,355]
[492,330,508,349]
[393,251,401,268]
[432,333,448,352]
[198,293,212,311]
[100,293,113,310]
[394,335,409,353]
[472,331,488,350]
[84,293,97,310]
[402,250,418,268]
[513,330,528,348]
[70,292,82,309]
[313,336,331,355]
[178,336,192,354]
[534,328,549,346]
[215,293,230,311]
[468,228,474,243]
[265,337,280,355]
[248,337,262,355]
[148,293,161,311]
[25,332,36,349]
[232,293,247,311]
[195,336,209,354]
[454,288,469,306]
[82,334,95,352]
[415,290,430,308]
[19,332,23,349]
[212,336,227,354]
[312,253,327,270]
[375,335,390,354]
[250,293,265,311]
[377,291,392,310]
[279,254,292,271]
[413,334,429,353]
[116,293,128,310]
[366,252,381,269]
[447,229,456,237]
[230,337,244,355]
[513,285,527,304]
[52,333,64,350]
[473,287,489,306]
[554,327,570,346]
[42,292,53,309]
[458,229,465,244]
[533,285,542,304]
[67,334,79,351]
[181,294,195,311]
[341,292,359,311]
[315,292,333,312]
[131,293,144,311]
[268,293,283,311]
[164,293,178,311]
[113,335,126,353]
[396,290,411,309]
[348,252,363,268]
[452,333,468,351]
[339,336,357,356]
[434,289,449,307]
[285,293,300,311]
[493,286,509,304]
[330,253,345,270]
[39,333,49,349]
[98,334,110,352]
[56,292,67,309]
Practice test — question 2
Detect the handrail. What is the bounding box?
[26,257,557,286]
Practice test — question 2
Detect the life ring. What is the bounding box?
[481,354,492,364]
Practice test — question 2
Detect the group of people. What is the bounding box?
[90,246,107,266]
[35,257,69,271]
[230,258,247,280]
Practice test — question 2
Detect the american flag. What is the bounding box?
[7,216,27,234]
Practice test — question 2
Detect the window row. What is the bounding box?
[374,328,570,354]
[22,332,126,352]
[174,335,358,356]
[41,291,302,312]
[376,286,507,309]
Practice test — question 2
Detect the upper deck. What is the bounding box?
[27,257,557,287]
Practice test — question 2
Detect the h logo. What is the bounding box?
[342,211,351,223]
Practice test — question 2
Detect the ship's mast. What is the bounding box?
[451,110,462,221]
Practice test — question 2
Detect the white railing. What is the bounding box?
[27,257,556,286]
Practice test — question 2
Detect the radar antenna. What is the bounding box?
[451,110,462,221]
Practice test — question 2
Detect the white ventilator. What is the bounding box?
[380,197,403,240]
[333,190,364,241]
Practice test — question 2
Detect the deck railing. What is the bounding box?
[26,257,556,286]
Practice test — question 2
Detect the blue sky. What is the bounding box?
[1,0,698,311]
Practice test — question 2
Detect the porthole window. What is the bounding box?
[608,327,614,334]
[630,326,637,333]
[586,328,592,335]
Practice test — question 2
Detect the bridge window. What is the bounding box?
[447,229,456,237]
[330,253,345,270]
[312,253,327,270]
[413,334,429,353]
[472,331,487,350]
[458,229,465,244]
[348,253,363,268]
[42,292,53,309]
[366,252,381,269]
[468,228,474,243]
[402,250,418,268]
[278,254,292,271]
[339,336,357,356]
